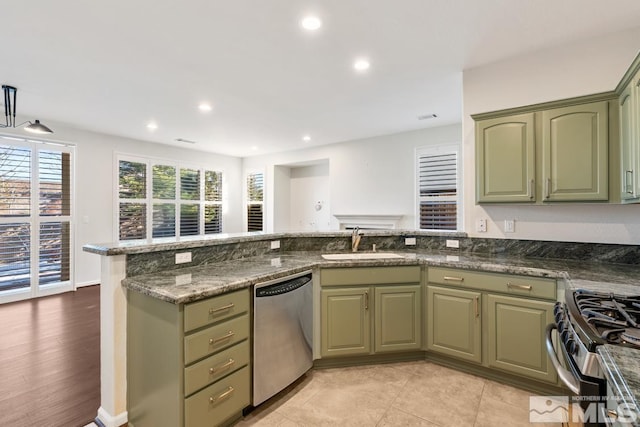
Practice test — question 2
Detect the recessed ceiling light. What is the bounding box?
[147,122,158,130]
[301,16,322,31]
[302,135,311,142]
[353,59,370,72]
[251,146,259,151]
[198,103,212,112]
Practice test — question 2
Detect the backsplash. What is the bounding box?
[125,233,640,277]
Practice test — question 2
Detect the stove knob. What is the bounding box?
[557,320,566,333]
[566,338,578,356]
[561,330,570,343]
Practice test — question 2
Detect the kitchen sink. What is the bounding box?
[321,253,405,260]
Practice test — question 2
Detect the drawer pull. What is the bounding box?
[444,276,464,282]
[209,358,235,375]
[209,331,235,345]
[209,386,234,405]
[507,282,532,291]
[209,303,235,315]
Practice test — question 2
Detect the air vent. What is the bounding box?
[417,114,438,120]
[175,138,197,144]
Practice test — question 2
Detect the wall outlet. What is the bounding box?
[405,237,416,246]
[446,239,459,248]
[175,252,192,264]
[504,220,515,233]
[270,240,280,249]
[476,219,487,233]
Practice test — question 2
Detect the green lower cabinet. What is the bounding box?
[427,286,482,363]
[486,294,557,383]
[374,285,422,353]
[321,287,371,357]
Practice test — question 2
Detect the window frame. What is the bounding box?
[115,153,225,241]
[415,143,462,232]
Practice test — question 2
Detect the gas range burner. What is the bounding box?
[573,289,640,347]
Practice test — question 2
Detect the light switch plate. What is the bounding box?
[405,237,416,246]
[476,219,487,233]
[270,240,280,249]
[504,220,515,233]
[175,252,192,264]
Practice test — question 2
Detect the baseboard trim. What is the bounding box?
[76,281,100,288]
[96,407,128,427]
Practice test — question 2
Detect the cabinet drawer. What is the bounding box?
[184,340,250,397]
[428,267,556,300]
[184,314,249,365]
[185,365,250,427]
[184,289,249,333]
[321,266,421,286]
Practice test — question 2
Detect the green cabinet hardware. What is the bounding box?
[427,267,558,384]
[427,285,482,363]
[320,267,422,358]
[127,289,251,427]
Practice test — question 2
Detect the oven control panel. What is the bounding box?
[554,302,603,379]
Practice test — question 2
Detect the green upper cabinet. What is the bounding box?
[474,97,615,204]
[476,113,536,203]
[619,66,640,203]
[541,101,609,201]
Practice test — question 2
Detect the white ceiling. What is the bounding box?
[2,1,640,157]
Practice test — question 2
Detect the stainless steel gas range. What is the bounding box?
[547,289,640,426]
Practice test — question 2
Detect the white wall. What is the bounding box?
[289,163,331,232]
[463,27,640,244]
[2,124,243,287]
[243,124,462,231]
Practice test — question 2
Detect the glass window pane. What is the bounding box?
[153,203,176,238]
[119,160,146,199]
[247,173,263,202]
[205,171,222,202]
[152,165,176,199]
[180,168,200,200]
[39,222,70,285]
[0,145,31,216]
[39,151,71,216]
[180,204,199,236]
[0,222,31,291]
[119,203,146,240]
[204,205,222,234]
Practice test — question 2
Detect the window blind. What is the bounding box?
[247,172,264,232]
[418,150,458,231]
[0,145,31,217]
[0,223,31,291]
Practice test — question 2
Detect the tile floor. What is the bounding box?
[237,361,566,426]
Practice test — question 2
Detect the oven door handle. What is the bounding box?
[545,324,580,395]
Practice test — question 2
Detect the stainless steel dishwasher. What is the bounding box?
[253,270,313,406]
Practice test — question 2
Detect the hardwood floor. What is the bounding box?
[0,286,100,427]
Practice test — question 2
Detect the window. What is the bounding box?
[117,156,223,240]
[416,144,460,231]
[0,138,74,301]
[246,172,264,231]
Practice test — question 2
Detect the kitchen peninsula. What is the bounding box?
[84,231,640,427]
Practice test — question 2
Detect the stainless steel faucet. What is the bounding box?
[351,227,362,252]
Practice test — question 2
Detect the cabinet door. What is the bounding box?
[475,113,536,203]
[620,83,637,201]
[633,71,640,199]
[374,285,421,353]
[541,101,609,201]
[427,286,481,363]
[487,294,557,383]
[321,287,371,357]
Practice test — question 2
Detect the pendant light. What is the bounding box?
[1,84,54,134]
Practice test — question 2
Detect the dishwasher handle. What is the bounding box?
[255,273,312,297]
